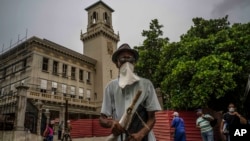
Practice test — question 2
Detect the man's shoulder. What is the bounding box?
[223,112,230,117]
[139,77,148,81]
[109,78,118,83]
[138,77,153,84]
[196,117,203,121]
[205,114,212,117]
[106,79,118,86]
[174,117,180,121]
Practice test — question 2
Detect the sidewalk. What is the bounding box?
[0,131,108,141]
[71,136,108,141]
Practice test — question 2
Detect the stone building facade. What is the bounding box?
[0,1,119,134]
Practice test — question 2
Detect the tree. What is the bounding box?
[159,16,250,110]
[134,19,169,87]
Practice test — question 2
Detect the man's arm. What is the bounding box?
[99,113,113,128]
[196,118,202,128]
[235,112,247,124]
[202,114,214,121]
[99,113,125,136]
[129,111,156,140]
[220,119,225,133]
[171,118,176,128]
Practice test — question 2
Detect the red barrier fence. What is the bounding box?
[70,119,111,138]
[153,110,202,141]
[70,110,221,141]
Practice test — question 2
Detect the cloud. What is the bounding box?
[1,0,250,54]
[211,0,250,22]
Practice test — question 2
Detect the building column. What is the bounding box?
[37,109,42,135]
[14,85,29,131]
[35,100,43,135]
[11,86,30,141]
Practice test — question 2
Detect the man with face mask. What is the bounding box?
[99,43,161,141]
[220,103,247,141]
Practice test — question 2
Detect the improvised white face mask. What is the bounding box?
[229,107,235,113]
[118,62,140,88]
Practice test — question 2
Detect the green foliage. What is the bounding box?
[190,53,241,106]
[136,16,250,110]
[134,19,169,87]
[159,16,249,110]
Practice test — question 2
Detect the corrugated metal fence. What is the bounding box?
[153,110,202,141]
[70,110,217,141]
[70,119,111,138]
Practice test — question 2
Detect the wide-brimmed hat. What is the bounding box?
[112,43,139,63]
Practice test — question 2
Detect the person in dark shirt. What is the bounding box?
[58,121,63,140]
[220,103,247,141]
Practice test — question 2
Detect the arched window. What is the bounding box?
[92,11,98,24]
[103,12,109,25]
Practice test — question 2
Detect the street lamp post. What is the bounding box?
[44,109,50,125]
[35,100,43,135]
[64,98,68,131]
[59,104,65,140]
[60,103,65,124]
[61,94,71,140]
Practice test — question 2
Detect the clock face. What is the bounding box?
[107,42,113,55]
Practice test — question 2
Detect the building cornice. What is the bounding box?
[27,36,97,66]
[81,24,119,43]
[0,36,97,68]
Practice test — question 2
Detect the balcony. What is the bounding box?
[28,90,102,109]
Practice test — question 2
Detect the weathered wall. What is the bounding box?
[0,131,43,141]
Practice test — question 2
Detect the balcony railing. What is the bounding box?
[28,90,102,108]
[0,88,103,109]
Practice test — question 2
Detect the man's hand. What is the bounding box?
[231,111,242,118]
[232,112,247,124]
[202,114,214,121]
[111,120,125,136]
[127,132,144,141]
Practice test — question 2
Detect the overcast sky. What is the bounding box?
[0,0,250,54]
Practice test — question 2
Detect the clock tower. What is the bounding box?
[80,1,119,102]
